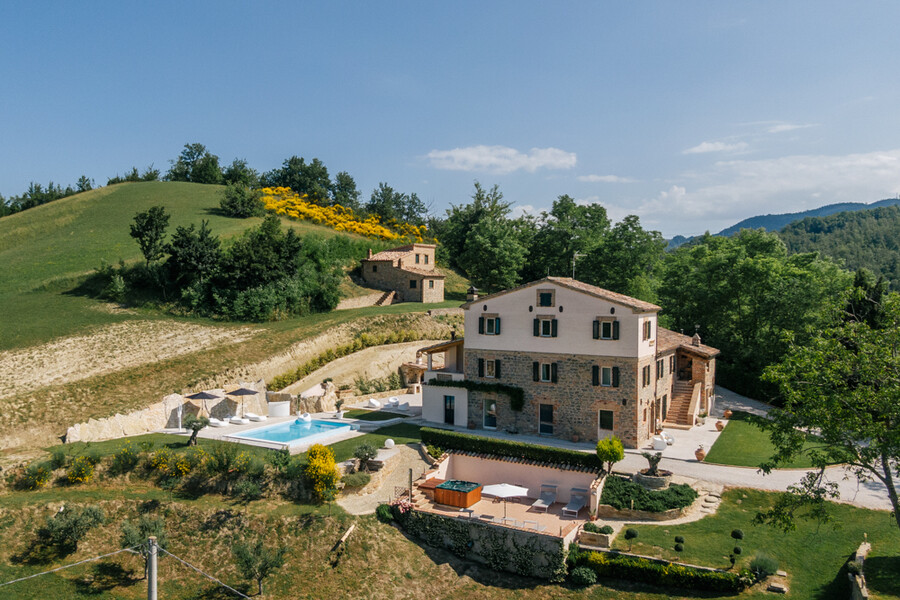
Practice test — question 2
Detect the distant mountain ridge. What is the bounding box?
[667,197,900,249]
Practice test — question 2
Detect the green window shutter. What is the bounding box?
[592,365,599,386]
[495,359,501,379]
[532,362,539,382]
[551,319,558,338]
[593,320,600,340]
[495,317,501,335]
[551,362,558,383]
[612,366,620,388]
[477,358,485,377]
[612,321,620,340]
[533,318,540,337]
[478,317,484,334]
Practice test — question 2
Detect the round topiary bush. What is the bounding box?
[675,535,685,544]
[733,546,742,555]
[570,566,597,587]
[625,528,639,540]
[599,525,614,535]
[674,543,684,552]
[731,528,744,540]
[376,503,394,523]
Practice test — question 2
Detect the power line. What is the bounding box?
[0,546,142,589]
[159,548,250,599]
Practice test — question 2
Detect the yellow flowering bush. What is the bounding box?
[149,448,174,474]
[110,441,139,474]
[67,456,95,484]
[304,444,339,503]
[261,187,428,242]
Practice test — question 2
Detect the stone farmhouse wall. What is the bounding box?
[464,349,658,448]
[361,244,444,303]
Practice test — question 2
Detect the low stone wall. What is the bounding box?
[404,510,568,580]
[578,528,612,548]
[850,541,871,600]
[336,291,393,311]
[594,503,689,522]
[426,307,463,317]
[65,381,267,443]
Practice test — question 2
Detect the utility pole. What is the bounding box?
[148,536,158,600]
[572,252,584,279]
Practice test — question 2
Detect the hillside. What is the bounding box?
[778,204,900,289]
[667,197,900,249]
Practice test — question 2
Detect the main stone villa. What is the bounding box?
[420,277,719,448]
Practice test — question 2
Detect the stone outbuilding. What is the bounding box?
[361,243,445,303]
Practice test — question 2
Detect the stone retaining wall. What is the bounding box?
[850,541,871,600]
[594,502,689,521]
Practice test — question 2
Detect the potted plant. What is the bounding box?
[335,399,345,419]
[695,444,706,461]
[715,420,725,431]
[696,412,707,426]
[723,409,733,419]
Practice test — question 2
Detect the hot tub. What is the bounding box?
[434,480,482,508]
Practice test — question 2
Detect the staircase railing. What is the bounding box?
[687,382,703,425]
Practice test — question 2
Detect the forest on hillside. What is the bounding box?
[777,205,900,290]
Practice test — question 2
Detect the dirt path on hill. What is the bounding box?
[0,320,256,400]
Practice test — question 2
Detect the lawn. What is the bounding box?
[610,488,900,599]
[703,411,832,468]
[48,433,276,460]
[342,408,409,421]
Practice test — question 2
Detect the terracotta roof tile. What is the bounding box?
[657,327,720,358]
[447,450,599,473]
[461,277,660,313]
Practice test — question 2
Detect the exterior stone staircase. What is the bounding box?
[375,290,397,306]
[664,380,695,429]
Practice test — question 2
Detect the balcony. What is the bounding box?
[424,368,465,383]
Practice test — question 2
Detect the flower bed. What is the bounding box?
[599,475,697,512]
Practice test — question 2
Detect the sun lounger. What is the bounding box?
[229,416,249,425]
[245,413,267,422]
[367,398,381,408]
[387,396,400,407]
[208,417,228,427]
[562,488,589,518]
[398,402,409,412]
[531,484,557,512]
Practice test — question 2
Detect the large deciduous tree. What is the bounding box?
[580,214,664,301]
[365,182,427,225]
[331,171,361,211]
[440,182,512,272]
[130,206,170,267]
[759,292,900,530]
[266,156,332,204]
[166,143,223,184]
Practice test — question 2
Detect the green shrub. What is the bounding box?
[81,448,102,466]
[749,553,779,579]
[421,427,601,470]
[674,535,685,544]
[733,546,742,555]
[234,478,263,501]
[39,505,105,553]
[583,522,603,533]
[569,565,597,587]
[598,525,614,535]
[341,472,371,489]
[581,551,743,592]
[205,442,239,477]
[15,462,53,490]
[66,456,95,484]
[353,443,378,468]
[425,444,443,459]
[674,543,684,552]
[110,442,140,474]
[376,503,394,523]
[596,436,625,474]
[600,475,698,512]
[731,528,744,540]
[49,448,68,470]
[266,448,292,473]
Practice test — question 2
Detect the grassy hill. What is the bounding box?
[0,181,393,351]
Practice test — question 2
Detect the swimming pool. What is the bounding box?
[231,419,353,448]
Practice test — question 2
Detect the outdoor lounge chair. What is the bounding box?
[208,417,228,427]
[229,415,249,425]
[245,412,267,422]
[531,484,557,512]
[562,488,589,518]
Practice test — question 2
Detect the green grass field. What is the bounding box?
[703,411,832,469]
[611,488,900,599]
[0,181,378,351]
[342,409,409,421]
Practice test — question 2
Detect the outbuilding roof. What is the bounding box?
[656,327,720,358]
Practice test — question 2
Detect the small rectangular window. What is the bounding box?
[486,317,496,334]
[415,254,420,264]
[601,321,613,339]
[599,410,614,431]
[372,265,377,273]
[429,280,434,289]
[410,279,417,289]
[642,365,651,387]
[485,360,495,378]
[424,254,429,264]
[539,292,553,307]
[643,320,653,341]
[541,319,552,337]
[541,363,552,382]
[657,359,665,379]
[601,366,612,387]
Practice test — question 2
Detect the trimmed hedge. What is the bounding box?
[600,475,698,512]
[580,551,744,592]
[420,427,601,470]
[426,379,525,411]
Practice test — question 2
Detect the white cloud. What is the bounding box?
[577,174,636,183]
[683,141,749,154]
[426,145,576,174]
[633,149,900,236]
[510,204,537,218]
[766,122,815,134]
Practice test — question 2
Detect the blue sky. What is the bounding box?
[2,1,900,237]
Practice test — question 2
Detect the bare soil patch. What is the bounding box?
[0,320,255,400]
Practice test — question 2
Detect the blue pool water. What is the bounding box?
[234,419,353,447]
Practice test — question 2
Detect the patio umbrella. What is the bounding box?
[185,391,222,420]
[482,483,530,518]
[226,387,259,418]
